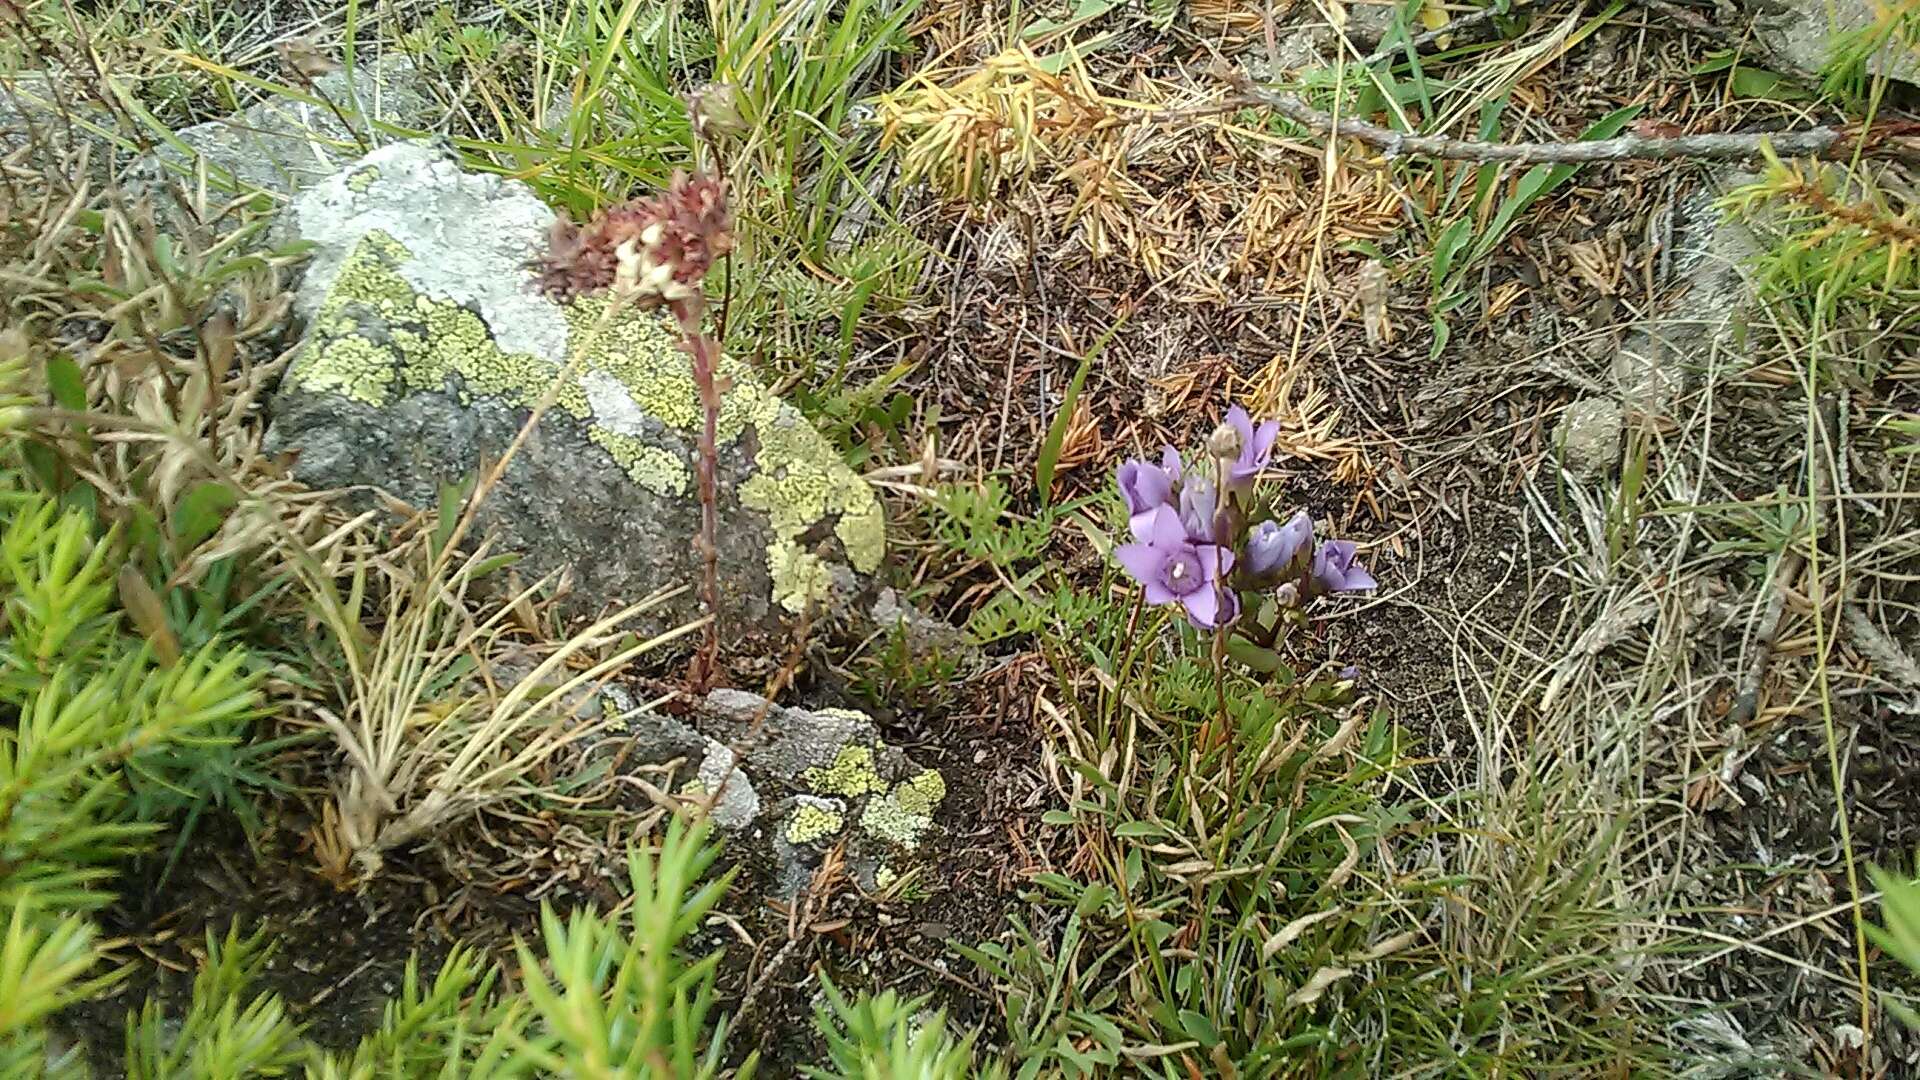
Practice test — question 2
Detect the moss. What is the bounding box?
[802,744,887,798]
[786,801,846,844]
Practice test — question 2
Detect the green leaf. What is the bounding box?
[1690,50,1739,74]
[45,353,87,412]
[433,476,476,555]
[1730,65,1814,101]
[1112,821,1164,839]
[171,482,239,552]
[1036,312,1129,505]
[1429,217,1472,293]
[1041,810,1077,826]
[1178,1009,1220,1046]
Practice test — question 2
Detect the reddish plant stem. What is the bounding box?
[673,295,724,688]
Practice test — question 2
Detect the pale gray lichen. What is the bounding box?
[289,230,890,590]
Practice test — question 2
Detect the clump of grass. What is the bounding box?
[303,516,699,881]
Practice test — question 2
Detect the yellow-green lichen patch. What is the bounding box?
[802,744,887,798]
[293,230,587,419]
[297,335,399,406]
[565,296,703,430]
[858,769,946,851]
[786,801,846,844]
[892,769,946,816]
[345,166,379,193]
[874,865,898,890]
[591,430,689,496]
[816,707,871,722]
[737,410,886,574]
[768,539,831,614]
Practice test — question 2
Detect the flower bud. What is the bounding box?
[691,82,748,137]
[1206,420,1242,463]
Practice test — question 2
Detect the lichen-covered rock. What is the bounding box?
[694,690,946,894]
[128,54,437,207]
[1613,173,1761,419]
[266,141,885,649]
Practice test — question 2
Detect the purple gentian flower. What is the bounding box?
[1224,405,1280,491]
[1117,447,1183,540]
[1244,510,1314,579]
[1309,540,1377,595]
[1114,505,1237,629]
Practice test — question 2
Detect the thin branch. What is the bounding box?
[1162,77,1920,163]
[1359,0,1529,66]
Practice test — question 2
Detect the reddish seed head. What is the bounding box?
[538,172,733,303]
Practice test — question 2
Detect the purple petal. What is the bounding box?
[1142,504,1187,548]
[1143,582,1178,606]
[1252,419,1280,462]
[1195,544,1234,580]
[1183,587,1220,627]
[1113,542,1163,588]
[1117,458,1174,519]
[1342,561,1378,591]
[1245,512,1312,577]
[1225,405,1252,446]
[1159,445,1183,483]
[1127,509,1160,542]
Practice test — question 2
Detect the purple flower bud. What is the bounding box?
[1309,540,1377,595]
[1117,450,1179,540]
[1243,511,1313,579]
[1223,405,1281,492]
[1178,474,1221,543]
[1113,505,1238,629]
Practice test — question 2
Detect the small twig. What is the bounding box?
[1359,0,1527,66]
[1729,395,1841,726]
[1160,77,1920,163]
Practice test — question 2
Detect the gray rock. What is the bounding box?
[1744,0,1920,87]
[0,72,120,186]
[692,690,946,894]
[691,744,760,831]
[265,141,887,653]
[1614,174,1761,417]
[871,587,974,664]
[1555,397,1624,478]
[128,54,438,207]
[574,687,946,894]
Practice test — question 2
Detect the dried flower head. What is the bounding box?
[539,172,733,305]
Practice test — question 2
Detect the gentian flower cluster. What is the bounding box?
[1113,406,1376,632]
